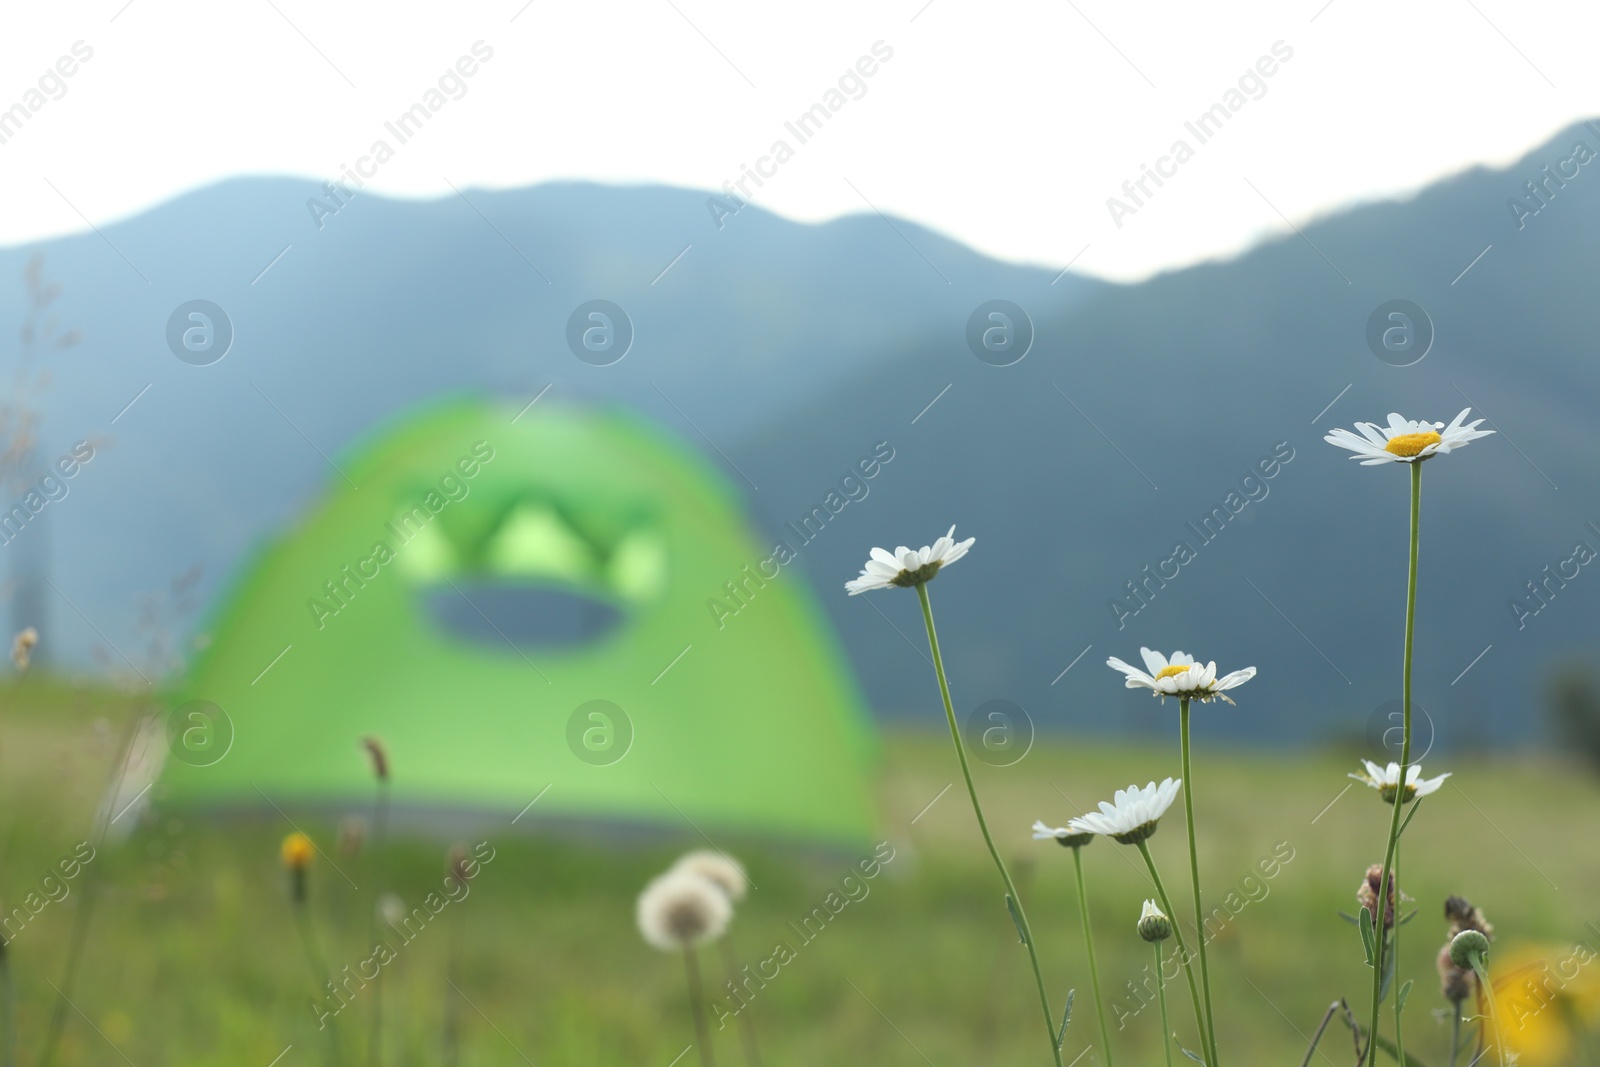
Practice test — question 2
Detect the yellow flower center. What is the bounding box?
[1384,431,1441,458]
[1155,664,1191,680]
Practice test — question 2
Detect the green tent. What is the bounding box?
[160,399,880,842]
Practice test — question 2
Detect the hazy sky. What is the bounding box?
[1,0,1594,281]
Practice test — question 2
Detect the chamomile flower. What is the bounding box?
[845,526,974,594]
[1067,778,1182,845]
[1324,408,1493,466]
[1031,820,1094,849]
[1349,759,1451,803]
[1106,648,1256,704]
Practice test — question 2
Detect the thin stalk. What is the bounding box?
[0,945,14,1067]
[443,907,462,1067]
[1135,840,1207,1060]
[915,583,1064,1067]
[1071,847,1113,1067]
[1154,940,1174,1067]
[684,945,716,1067]
[1469,960,1505,1067]
[719,938,763,1067]
[1448,1001,1462,1067]
[368,780,390,1067]
[296,902,343,1067]
[1364,461,1421,1066]
[41,713,142,1067]
[1178,697,1219,1067]
[1299,1001,1340,1067]
[1391,851,1404,1064]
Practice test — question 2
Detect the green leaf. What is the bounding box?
[1359,906,1377,966]
[1396,797,1424,838]
[1337,910,1360,926]
[1177,1041,1207,1065]
[1397,979,1414,1014]
[1362,1025,1433,1066]
[1339,1011,1433,1067]
[1055,989,1075,1050]
[1379,933,1397,1002]
[1004,894,1028,946]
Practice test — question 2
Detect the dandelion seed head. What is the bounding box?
[672,850,747,903]
[378,892,406,927]
[636,870,731,951]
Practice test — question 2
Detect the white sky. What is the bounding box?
[0,0,1593,281]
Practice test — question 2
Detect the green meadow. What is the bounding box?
[2,678,1597,1066]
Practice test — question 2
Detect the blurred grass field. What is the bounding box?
[2,677,1598,1066]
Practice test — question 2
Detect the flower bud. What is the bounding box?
[1357,863,1397,931]
[281,832,315,905]
[1444,895,1494,940]
[338,815,366,858]
[447,844,476,888]
[281,832,315,873]
[361,736,390,782]
[1449,929,1490,970]
[1138,899,1172,943]
[11,627,37,671]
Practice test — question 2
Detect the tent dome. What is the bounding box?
[160,399,880,842]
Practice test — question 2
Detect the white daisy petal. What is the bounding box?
[1066,778,1182,843]
[1109,648,1255,703]
[1351,758,1450,802]
[844,527,976,595]
[1328,409,1494,468]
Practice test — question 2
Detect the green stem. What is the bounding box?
[0,946,14,1067]
[1364,462,1421,1065]
[1179,698,1219,1067]
[1072,847,1113,1067]
[297,902,343,1067]
[915,583,1064,1067]
[1470,959,1505,1067]
[1299,1002,1340,1067]
[1448,1000,1461,1067]
[444,908,462,1067]
[720,937,764,1067]
[1135,841,1207,1060]
[685,945,716,1067]
[369,780,390,1067]
[1154,940,1174,1067]
[41,714,141,1067]
[1392,850,1404,1064]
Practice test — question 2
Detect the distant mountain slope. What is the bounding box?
[0,178,1094,676]
[737,120,1600,746]
[4,122,1598,748]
